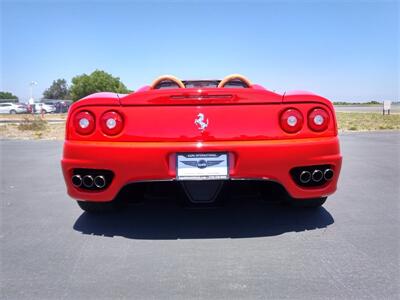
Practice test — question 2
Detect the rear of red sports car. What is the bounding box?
[61,75,342,212]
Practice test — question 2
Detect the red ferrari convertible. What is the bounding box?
[61,74,342,212]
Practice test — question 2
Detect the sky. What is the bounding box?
[0,0,398,102]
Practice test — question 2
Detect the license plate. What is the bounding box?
[176,153,229,180]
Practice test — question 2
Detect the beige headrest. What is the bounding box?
[218,74,252,88]
[150,75,185,89]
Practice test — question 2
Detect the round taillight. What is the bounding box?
[280,108,304,133]
[100,111,124,135]
[74,111,95,135]
[308,108,330,132]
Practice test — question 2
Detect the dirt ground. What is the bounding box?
[0,112,399,140]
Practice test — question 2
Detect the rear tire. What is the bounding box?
[289,197,327,208]
[9,110,17,114]
[77,200,120,213]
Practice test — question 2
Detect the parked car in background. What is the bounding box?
[17,103,29,112]
[35,103,56,114]
[0,102,28,114]
[59,101,72,113]
[45,101,71,113]
[43,100,72,113]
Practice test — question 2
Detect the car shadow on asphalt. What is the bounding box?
[73,198,334,239]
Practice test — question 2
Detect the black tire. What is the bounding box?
[9,110,17,114]
[289,197,327,208]
[42,110,47,114]
[77,200,120,213]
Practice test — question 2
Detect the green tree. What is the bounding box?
[365,100,381,105]
[0,91,18,100]
[43,79,71,99]
[70,70,131,101]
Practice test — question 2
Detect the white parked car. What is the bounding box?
[34,103,56,114]
[0,102,28,114]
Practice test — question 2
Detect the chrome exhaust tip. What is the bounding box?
[94,175,106,188]
[324,169,334,181]
[299,171,311,184]
[72,175,82,187]
[312,170,323,182]
[82,175,94,188]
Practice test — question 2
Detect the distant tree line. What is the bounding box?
[0,91,18,101]
[43,70,131,102]
[0,70,131,103]
[333,101,382,105]
[43,79,71,100]
[2,73,396,104]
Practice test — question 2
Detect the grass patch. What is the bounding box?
[18,116,48,131]
[337,112,400,131]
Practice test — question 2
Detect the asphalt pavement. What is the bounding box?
[1,132,399,299]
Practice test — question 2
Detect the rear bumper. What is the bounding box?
[61,137,342,202]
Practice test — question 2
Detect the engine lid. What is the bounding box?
[119,88,283,106]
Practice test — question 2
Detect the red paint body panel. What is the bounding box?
[62,137,341,201]
[119,88,282,106]
[62,83,342,202]
[66,103,336,142]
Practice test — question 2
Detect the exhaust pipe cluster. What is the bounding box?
[299,168,334,184]
[72,174,107,189]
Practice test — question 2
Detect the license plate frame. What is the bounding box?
[176,152,229,180]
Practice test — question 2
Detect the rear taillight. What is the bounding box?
[100,111,124,136]
[280,108,304,133]
[74,111,95,135]
[308,108,330,132]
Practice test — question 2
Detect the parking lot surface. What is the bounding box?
[1,132,399,299]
